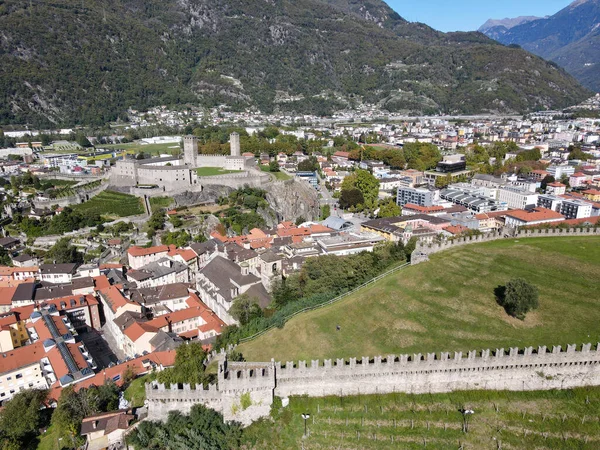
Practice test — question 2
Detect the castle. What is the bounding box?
[146,342,600,426]
[110,133,256,192]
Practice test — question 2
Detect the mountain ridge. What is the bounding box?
[481,0,600,91]
[0,0,591,127]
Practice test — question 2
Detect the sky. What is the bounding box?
[386,0,573,32]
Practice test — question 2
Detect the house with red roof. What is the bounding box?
[127,245,173,270]
[504,207,565,228]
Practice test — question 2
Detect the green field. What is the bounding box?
[243,387,600,449]
[196,167,242,177]
[149,196,174,211]
[239,236,600,362]
[103,141,182,156]
[73,190,145,217]
[259,165,292,180]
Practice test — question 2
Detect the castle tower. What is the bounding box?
[230,132,240,156]
[183,135,198,167]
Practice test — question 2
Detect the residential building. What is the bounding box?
[440,188,506,213]
[0,312,29,351]
[80,410,135,450]
[582,189,600,202]
[498,186,539,210]
[570,172,588,188]
[316,233,385,256]
[126,258,189,288]
[504,207,565,228]
[537,195,593,219]
[39,263,77,284]
[196,256,270,325]
[546,182,566,195]
[436,154,466,173]
[127,245,172,270]
[397,186,435,207]
[547,165,575,179]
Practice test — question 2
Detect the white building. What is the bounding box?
[498,187,539,210]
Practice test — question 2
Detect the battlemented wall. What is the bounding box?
[146,343,600,426]
[416,227,600,255]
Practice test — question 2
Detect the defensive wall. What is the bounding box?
[32,182,108,209]
[146,343,600,425]
[415,227,600,256]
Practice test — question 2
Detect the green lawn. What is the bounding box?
[259,165,291,180]
[124,375,151,408]
[149,196,174,211]
[73,190,145,217]
[239,236,600,362]
[196,167,242,177]
[103,141,182,156]
[243,387,600,449]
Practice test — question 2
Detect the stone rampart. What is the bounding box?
[416,227,600,255]
[32,183,108,209]
[146,343,600,426]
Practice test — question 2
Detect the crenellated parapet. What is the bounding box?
[146,343,600,425]
[416,227,600,255]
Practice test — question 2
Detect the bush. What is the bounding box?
[495,278,539,319]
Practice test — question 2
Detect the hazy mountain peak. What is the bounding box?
[479,16,542,32]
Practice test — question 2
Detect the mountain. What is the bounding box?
[481,0,600,92]
[479,16,544,41]
[0,0,591,127]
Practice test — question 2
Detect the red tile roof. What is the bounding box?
[0,341,46,374]
[123,321,158,342]
[127,245,171,257]
[443,225,471,235]
[506,207,564,223]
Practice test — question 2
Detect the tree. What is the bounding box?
[268,160,280,172]
[377,200,401,218]
[0,389,48,443]
[297,156,319,172]
[156,343,209,386]
[341,170,379,207]
[127,404,242,450]
[229,294,263,325]
[496,278,539,319]
[338,188,364,209]
[76,133,92,148]
[540,175,555,191]
[45,238,83,264]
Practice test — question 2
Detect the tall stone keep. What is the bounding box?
[230,132,240,156]
[183,135,198,167]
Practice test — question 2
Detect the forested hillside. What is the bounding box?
[0,0,590,127]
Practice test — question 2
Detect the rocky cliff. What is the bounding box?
[266,180,321,222]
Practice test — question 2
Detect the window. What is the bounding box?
[15,374,22,379]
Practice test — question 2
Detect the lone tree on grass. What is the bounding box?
[496,278,539,319]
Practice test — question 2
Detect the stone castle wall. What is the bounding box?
[32,183,108,209]
[416,227,600,256]
[147,343,600,425]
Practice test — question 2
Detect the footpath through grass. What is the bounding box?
[243,387,600,449]
[73,190,145,218]
[239,236,600,362]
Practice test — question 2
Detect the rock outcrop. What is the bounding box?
[265,179,320,222]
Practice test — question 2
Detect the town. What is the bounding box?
[0,99,600,449]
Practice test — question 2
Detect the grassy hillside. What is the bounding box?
[239,236,600,362]
[243,387,600,449]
